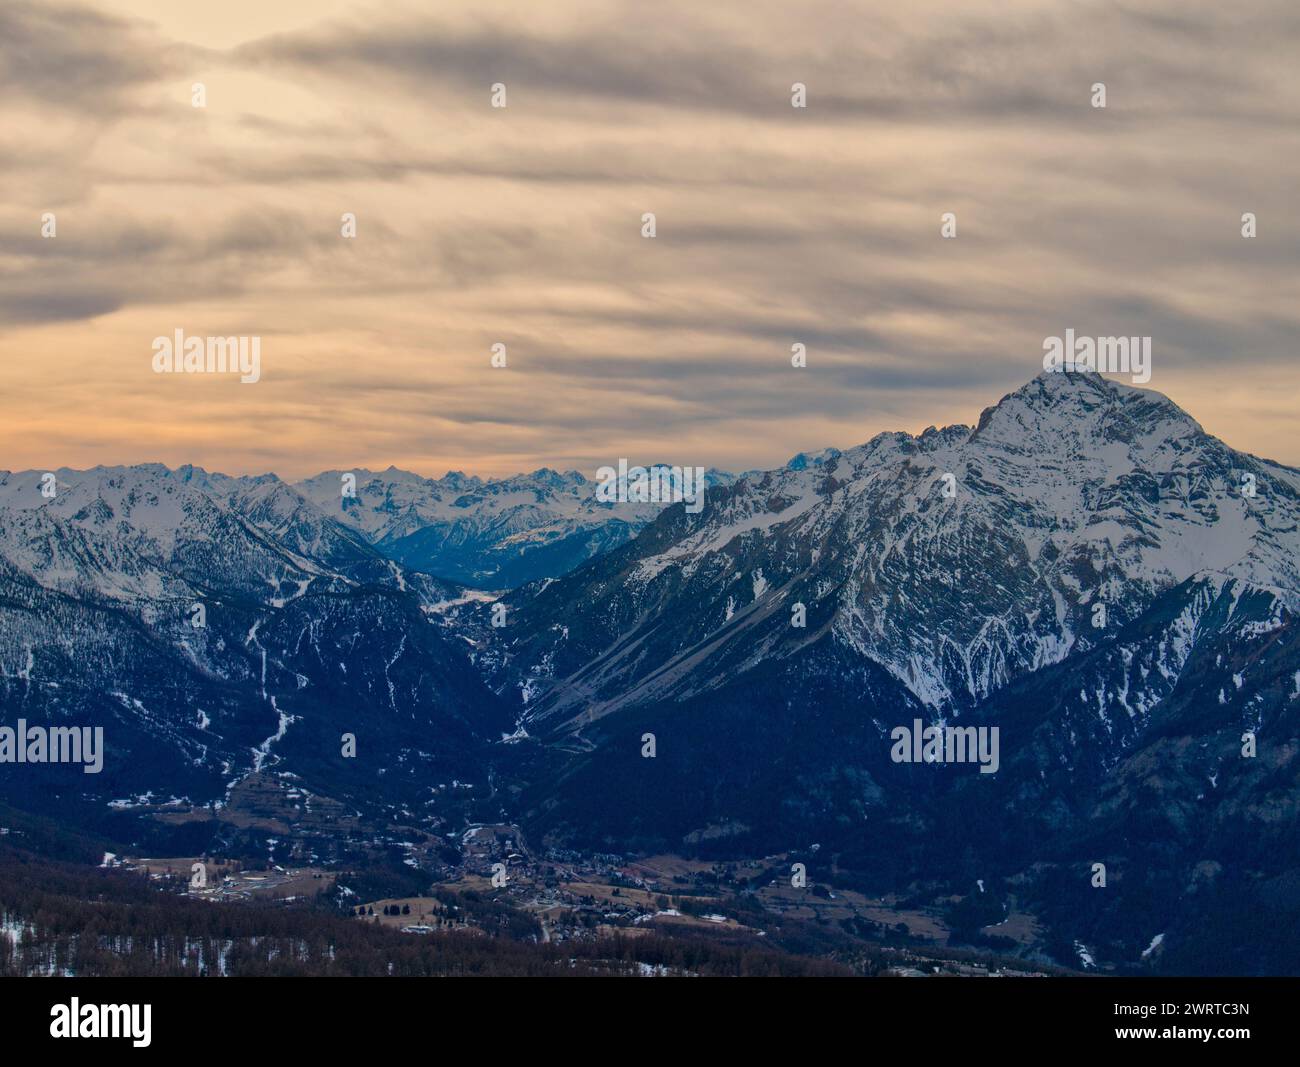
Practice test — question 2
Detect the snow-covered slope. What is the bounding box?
[477,371,1300,725]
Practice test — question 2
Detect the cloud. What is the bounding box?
[0,1,183,114]
[235,1,1300,124]
[2,0,1299,478]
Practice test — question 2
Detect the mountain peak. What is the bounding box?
[786,447,843,472]
[971,370,1203,450]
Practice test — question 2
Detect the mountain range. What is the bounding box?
[3,369,1298,972]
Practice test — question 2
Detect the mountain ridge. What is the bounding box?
[4,369,1299,972]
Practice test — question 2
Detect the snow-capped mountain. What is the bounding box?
[0,457,731,843]
[452,372,1300,972]
[3,371,1298,971]
[479,370,1300,727]
[294,466,734,588]
[0,463,513,840]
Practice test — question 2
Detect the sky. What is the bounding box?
[2,0,1298,479]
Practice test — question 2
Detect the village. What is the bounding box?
[104,789,1058,977]
[340,822,1056,975]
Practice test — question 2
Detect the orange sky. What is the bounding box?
[3,0,1299,478]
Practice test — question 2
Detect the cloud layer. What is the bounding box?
[3,0,1298,477]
